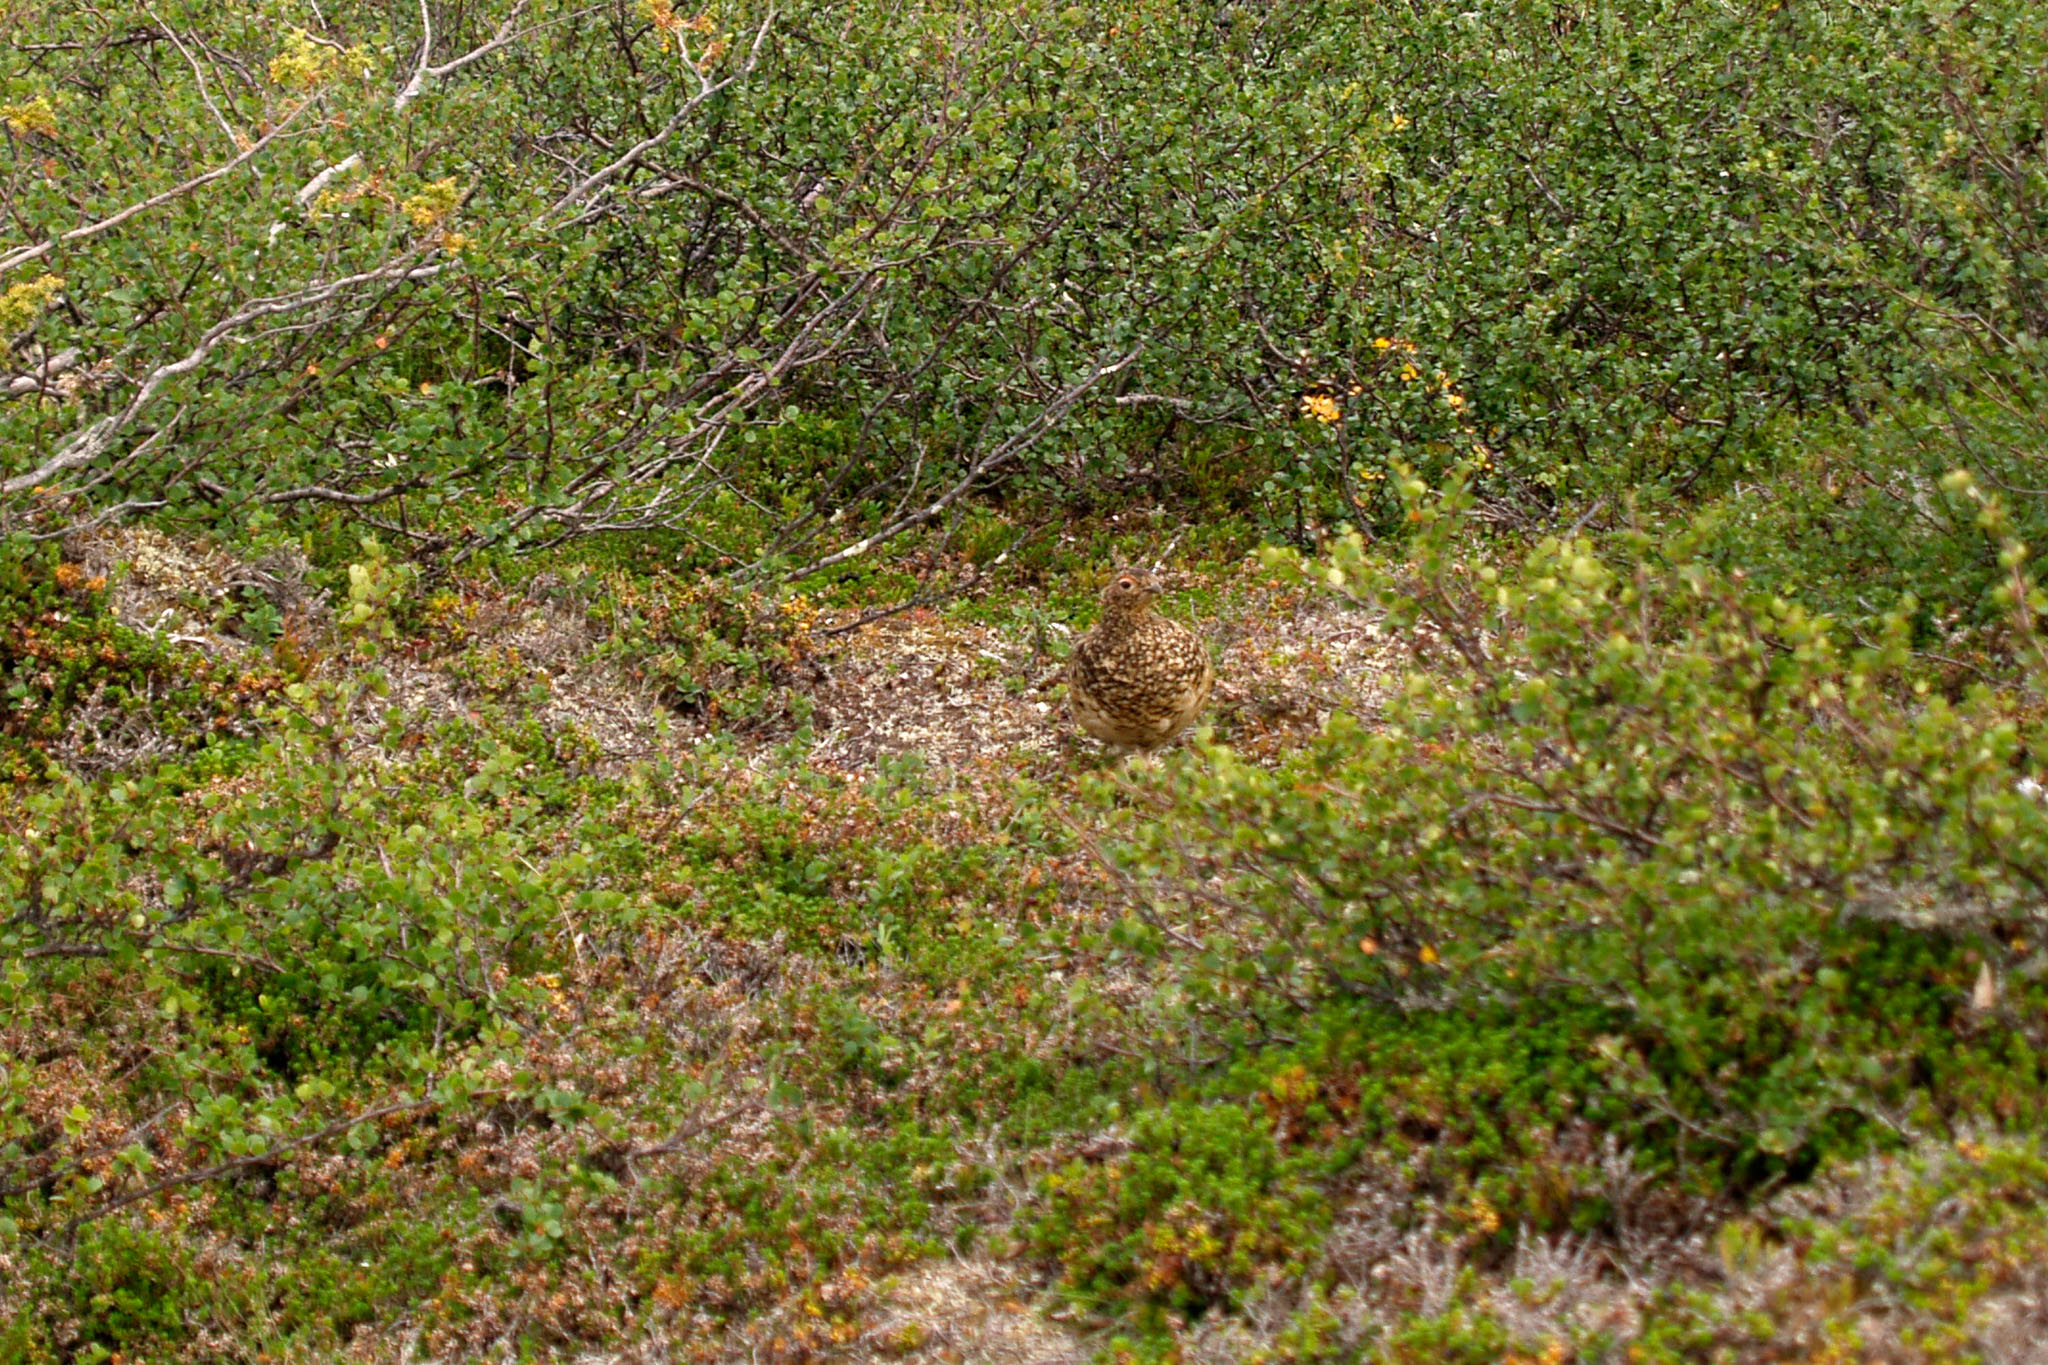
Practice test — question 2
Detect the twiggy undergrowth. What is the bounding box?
[4,488,2048,1364]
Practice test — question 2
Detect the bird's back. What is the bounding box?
[1069,613,1213,749]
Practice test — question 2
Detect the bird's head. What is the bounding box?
[1102,567,1165,615]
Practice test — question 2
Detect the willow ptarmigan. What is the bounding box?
[1064,567,1214,750]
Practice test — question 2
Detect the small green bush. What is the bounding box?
[1028,1100,1330,1324]
[1694,363,2048,652]
[0,559,628,1247]
[0,536,283,779]
[63,1221,249,1362]
[7,0,2044,555]
[1105,468,2048,1178]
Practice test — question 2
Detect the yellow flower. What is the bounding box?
[402,177,463,229]
[0,97,58,138]
[1300,392,1342,424]
[269,29,373,89]
[0,274,63,333]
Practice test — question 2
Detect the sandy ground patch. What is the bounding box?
[756,567,1408,778]
[851,1257,1091,1364]
[52,532,1408,781]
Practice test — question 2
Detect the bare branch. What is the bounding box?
[394,1,592,112]
[448,264,872,563]
[2,348,80,400]
[635,168,806,259]
[141,4,242,146]
[542,9,777,221]
[4,256,447,496]
[58,1094,473,1238]
[393,0,436,113]
[785,345,1144,582]
[628,1101,763,1161]
[0,99,314,277]
[294,153,364,209]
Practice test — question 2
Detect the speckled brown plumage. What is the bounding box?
[1065,568,1214,750]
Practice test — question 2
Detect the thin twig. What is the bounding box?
[0,99,314,275]
[58,1095,461,1239]
[542,10,776,220]
[141,4,241,146]
[628,1101,762,1159]
[816,583,965,638]
[394,0,575,112]
[785,346,1143,582]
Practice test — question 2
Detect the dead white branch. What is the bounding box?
[295,153,364,209]
[542,9,777,221]
[3,257,446,496]
[3,348,80,399]
[395,0,569,112]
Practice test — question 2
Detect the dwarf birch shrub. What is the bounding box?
[0,535,288,779]
[1028,1100,1331,1325]
[1693,361,2048,652]
[4,0,2044,556]
[1109,472,2048,1173]
[0,552,628,1249]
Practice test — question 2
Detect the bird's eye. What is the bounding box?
[1118,577,1134,590]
